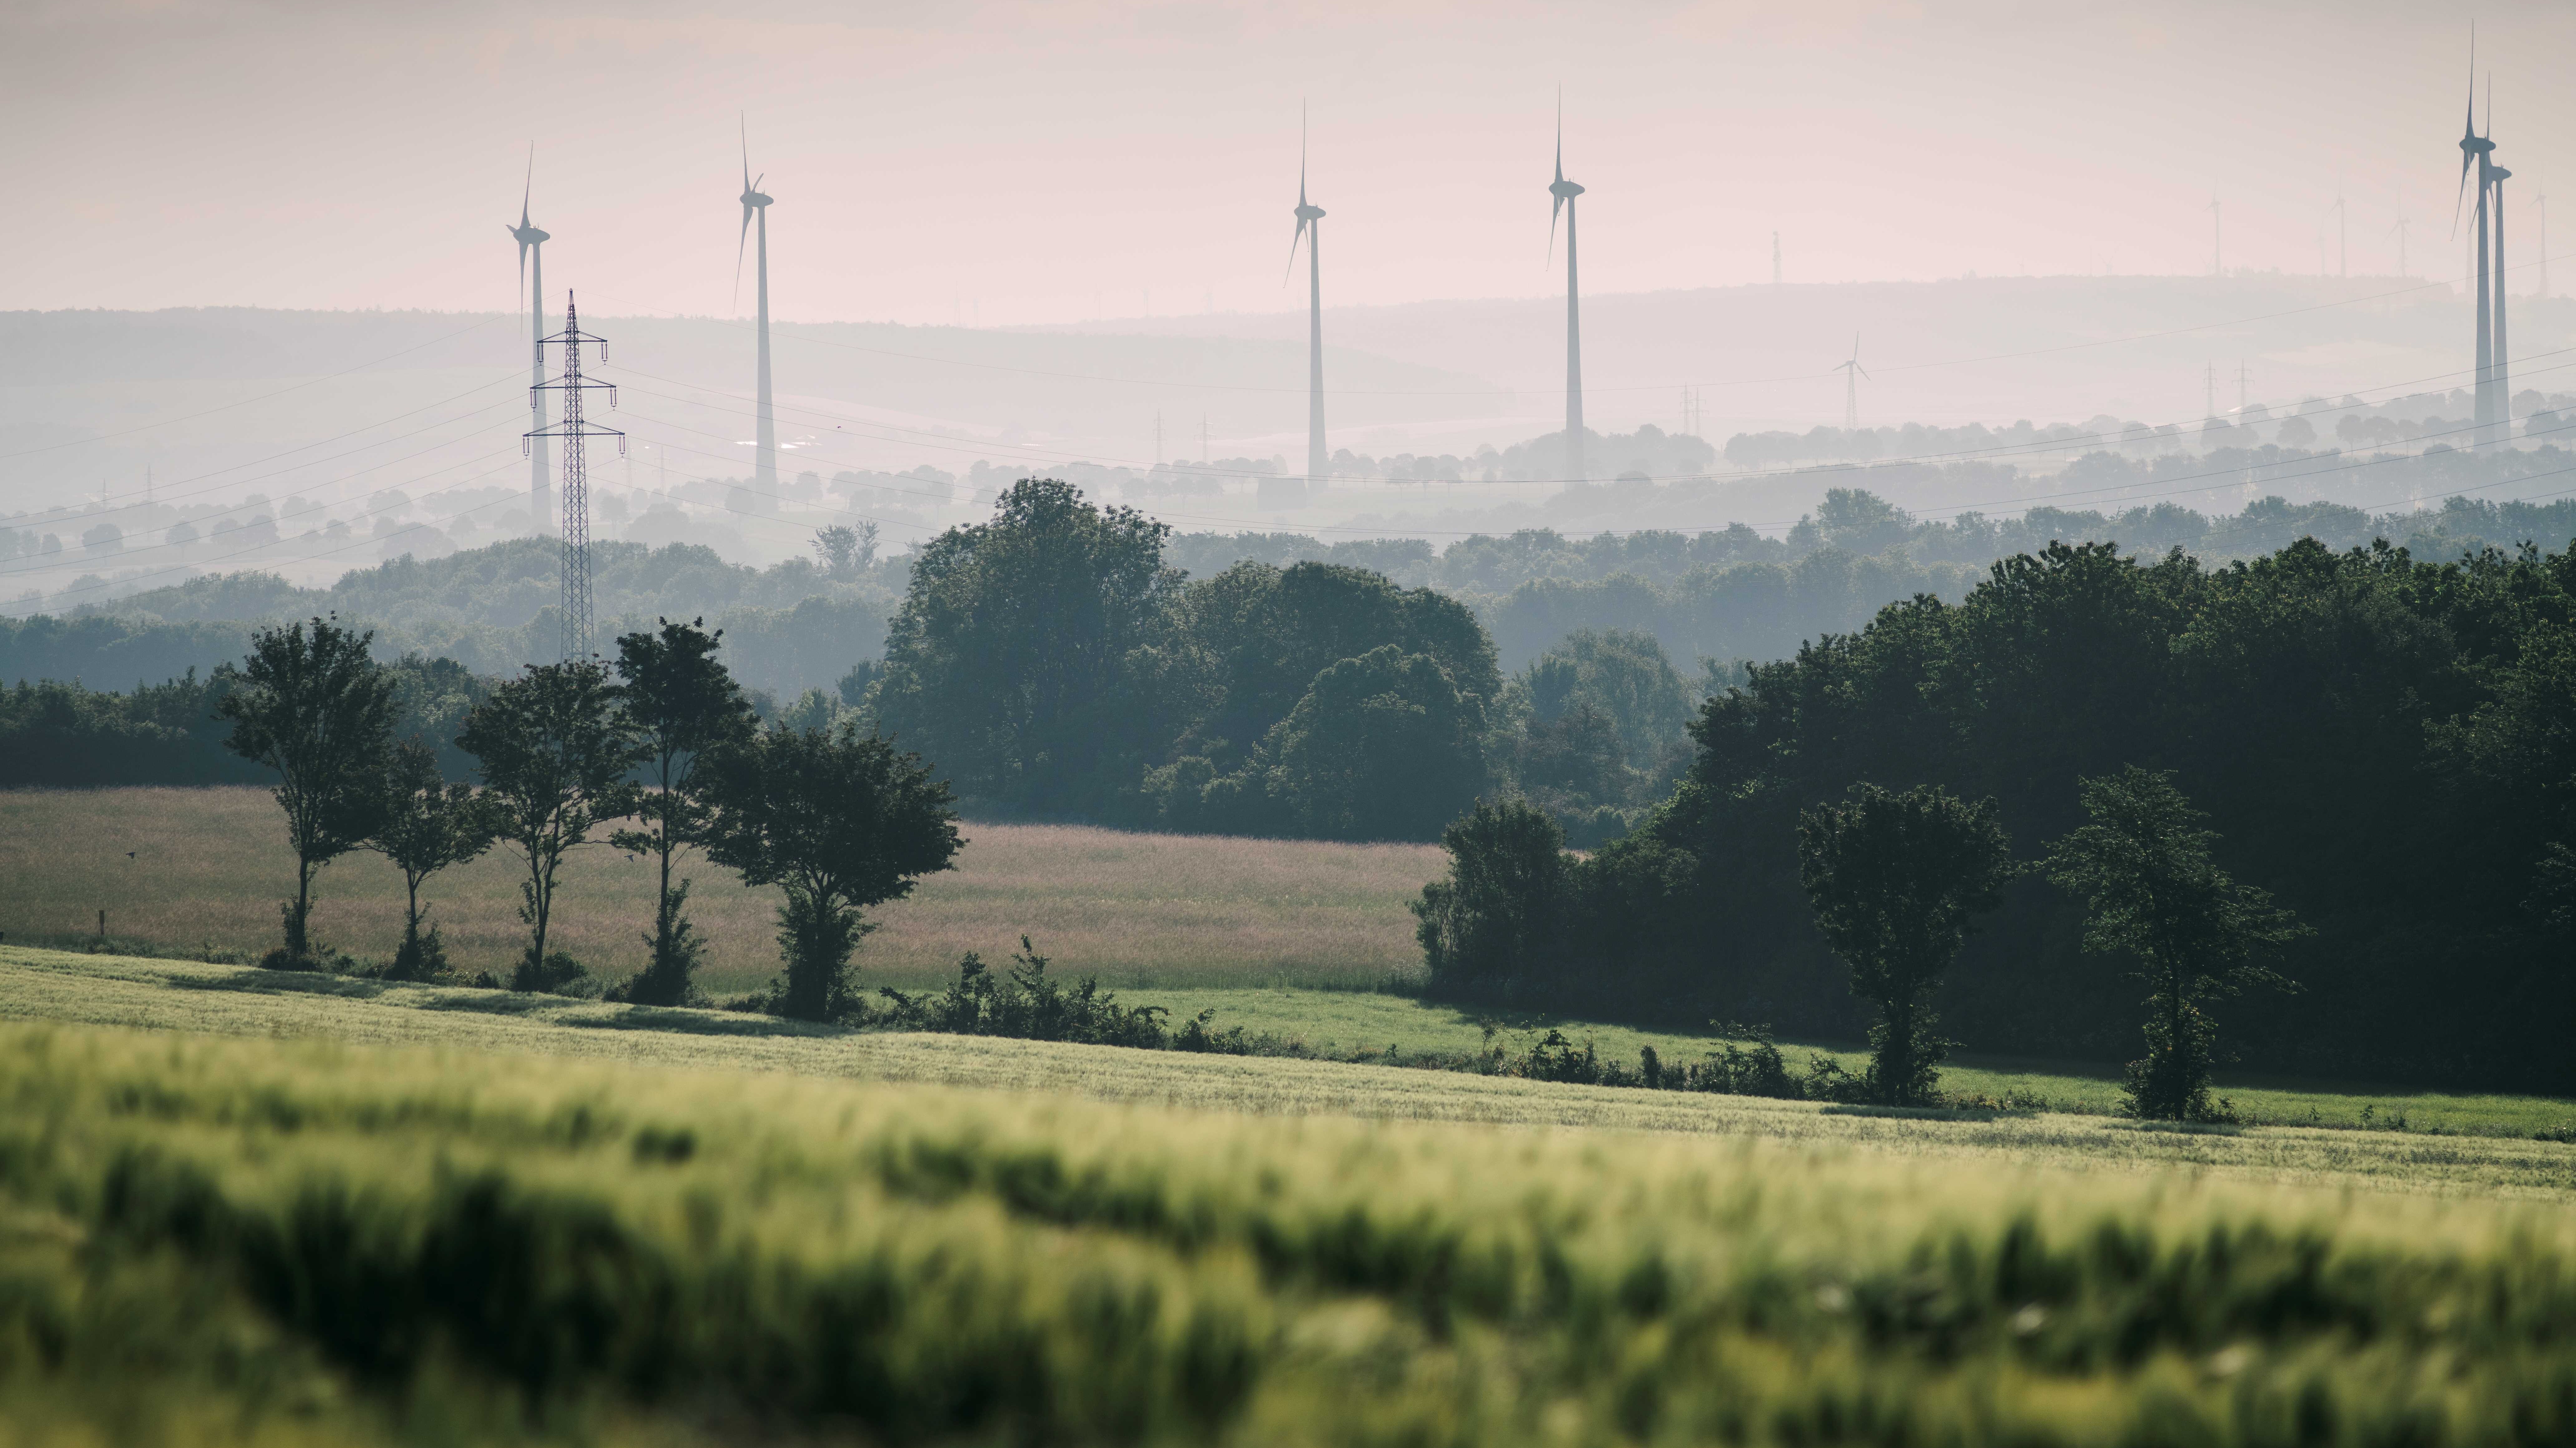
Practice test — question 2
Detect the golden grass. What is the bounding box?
[0,786,1438,994]
[6,945,2572,1202]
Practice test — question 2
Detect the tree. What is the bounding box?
[215,616,398,965]
[1796,783,2014,1104]
[610,618,756,1006]
[1412,799,1572,999]
[458,660,643,992]
[2043,766,2305,1121]
[872,478,1179,812]
[697,724,962,1021]
[366,741,496,980]
[1268,646,1489,841]
[812,521,878,578]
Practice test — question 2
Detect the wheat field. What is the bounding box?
[3,1002,2576,1445]
[0,786,1439,994]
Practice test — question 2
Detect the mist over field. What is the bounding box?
[12,6,2576,1440]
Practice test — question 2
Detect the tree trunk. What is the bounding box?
[287,853,315,957]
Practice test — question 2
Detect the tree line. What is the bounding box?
[1416,534,2576,1099]
[212,615,960,1020]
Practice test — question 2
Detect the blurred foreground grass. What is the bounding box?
[0,785,1437,993]
[4,1008,2576,1446]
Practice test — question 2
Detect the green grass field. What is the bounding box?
[2,959,2575,1445]
[0,785,1437,994]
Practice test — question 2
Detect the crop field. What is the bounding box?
[0,785,1437,994]
[4,991,2576,1446]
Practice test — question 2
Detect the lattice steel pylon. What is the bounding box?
[525,293,622,660]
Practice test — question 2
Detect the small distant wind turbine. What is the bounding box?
[1548,93,1588,483]
[735,117,777,497]
[1833,335,1869,434]
[1285,104,1328,491]
[506,144,552,528]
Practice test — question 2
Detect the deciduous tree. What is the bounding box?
[366,741,495,980]
[215,615,397,965]
[2043,766,2305,1120]
[459,660,642,991]
[698,724,961,1021]
[1796,783,2014,1104]
[611,618,756,1006]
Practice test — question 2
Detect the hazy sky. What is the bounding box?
[5,0,2572,327]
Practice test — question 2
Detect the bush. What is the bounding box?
[1412,799,1573,1000]
[877,938,1172,1048]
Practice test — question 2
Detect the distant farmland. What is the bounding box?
[0,786,1441,995]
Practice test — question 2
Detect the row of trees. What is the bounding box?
[215,615,959,1018]
[1417,534,2576,1097]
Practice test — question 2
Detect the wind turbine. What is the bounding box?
[1284,105,1328,499]
[2454,48,2498,441]
[1833,335,1868,435]
[735,118,778,499]
[506,144,552,532]
[1548,96,1587,484]
[2390,215,2409,277]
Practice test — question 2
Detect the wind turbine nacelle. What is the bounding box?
[743,190,773,208]
[1295,204,1325,221]
[1550,179,1585,199]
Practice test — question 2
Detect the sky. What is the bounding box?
[7,0,2574,329]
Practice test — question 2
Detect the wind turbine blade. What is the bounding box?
[1549,194,1562,264]
[1284,218,1307,285]
[1554,85,1564,185]
[735,211,752,308]
[740,113,752,191]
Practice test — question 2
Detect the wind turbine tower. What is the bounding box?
[507,146,553,532]
[1285,108,1328,503]
[526,295,625,661]
[1549,100,1588,483]
[2488,82,2511,440]
[736,120,778,500]
[1834,336,1868,435]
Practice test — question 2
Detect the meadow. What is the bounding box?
[4,997,2576,1446]
[5,946,2574,1196]
[0,785,1438,994]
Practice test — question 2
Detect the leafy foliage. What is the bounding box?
[457,660,643,991]
[2044,767,2307,1120]
[363,741,495,981]
[1412,799,1572,1000]
[873,478,1179,814]
[696,724,962,1020]
[876,937,1173,1048]
[607,618,756,1007]
[1796,784,2015,1105]
[213,616,398,964]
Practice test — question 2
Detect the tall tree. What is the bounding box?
[215,616,398,965]
[365,741,496,980]
[1796,783,2014,1105]
[697,724,962,1022]
[459,661,643,991]
[2043,766,2305,1121]
[873,478,1179,812]
[610,618,756,1006]
[1268,646,1489,841]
